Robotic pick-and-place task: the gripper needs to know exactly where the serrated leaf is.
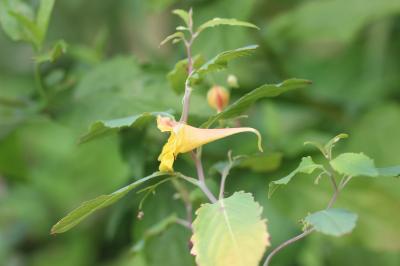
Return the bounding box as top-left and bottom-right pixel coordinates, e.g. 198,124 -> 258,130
79,111 -> 174,144
36,0 -> 54,46
330,153 -> 379,177
305,208 -> 358,236
172,9 -> 189,26
190,45 -> 258,82
51,172 -> 167,234
197,18 -> 259,33
202,79 -> 312,128
35,39 -> 67,63
191,191 -> 269,266
160,31 -> 184,46
269,156 -> 324,198
167,55 -> 204,94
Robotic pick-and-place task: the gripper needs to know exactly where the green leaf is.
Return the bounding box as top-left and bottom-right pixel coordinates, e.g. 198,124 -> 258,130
377,166 -> 400,177
269,156 -> 324,198
35,39 -> 67,63
305,208 -> 358,236
202,78 -> 312,128
167,55 -> 204,94
305,133 -> 348,158
51,172 -> 167,234
160,32 -> 184,46
0,0 -> 34,42
9,10 -> 40,48
132,214 -> 178,253
197,18 -> 259,33
191,191 -> 269,266
172,9 -> 189,26
79,111 -> 174,144
36,0 -> 55,46
190,45 -> 258,82
330,153 -> 379,177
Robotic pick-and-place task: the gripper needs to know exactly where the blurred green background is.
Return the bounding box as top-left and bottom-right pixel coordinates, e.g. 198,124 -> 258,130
1,0 -> 400,265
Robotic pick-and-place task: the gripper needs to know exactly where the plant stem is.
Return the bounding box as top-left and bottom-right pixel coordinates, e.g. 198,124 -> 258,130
34,63 -> 47,104
191,152 -> 217,203
263,174 -> 344,266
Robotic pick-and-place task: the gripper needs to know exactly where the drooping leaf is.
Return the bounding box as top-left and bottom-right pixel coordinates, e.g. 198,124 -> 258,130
172,9 -> 189,26
190,45 -> 258,82
305,208 -> 358,236
35,39 -> 67,63
268,156 -> 324,198
51,172 -> 167,234
36,0 -> 55,45
202,79 -> 312,128
197,18 -> 259,33
167,55 -> 204,94
191,191 -> 269,266
160,32 -> 184,46
79,111 -> 174,144
330,153 -> 378,177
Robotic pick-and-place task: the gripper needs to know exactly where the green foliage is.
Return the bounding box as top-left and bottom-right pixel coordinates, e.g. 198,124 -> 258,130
268,156 -> 324,198
305,209 -> 358,236
196,18 -> 259,33
202,79 -> 312,128
35,39 -> 67,63
51,172 -> 167,234
190,45 -> 258,82
79,112 -> 174,144
167,55 -> 204,94
191,191 -> 268,266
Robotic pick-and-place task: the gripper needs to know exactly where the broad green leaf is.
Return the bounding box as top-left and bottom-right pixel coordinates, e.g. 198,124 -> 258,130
160,32 -> 184,46
305,208 -> 358,236
191,191 -> 269,266
0,0 -> 34,42
51,172 -> 167,234
190,45 -> 258,82
172,9 -> 189,26
202,79 -> 312,128
79,111 -> 174,144
197,18 -> 259,33
35,39 -> 67,63
330,153 -> 379,177
9,10 -> 40,48
132,214 -> 178,253
269,156 -> 324,198
36,0 -> 55,46
167,54 -> 204,94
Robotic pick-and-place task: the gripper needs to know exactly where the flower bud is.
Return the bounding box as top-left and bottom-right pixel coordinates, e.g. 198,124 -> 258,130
227,74 -> 239,88
207,85 -> 230,112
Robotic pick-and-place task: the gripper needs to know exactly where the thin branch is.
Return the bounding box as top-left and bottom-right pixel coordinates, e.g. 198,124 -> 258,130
191,152 -> 217,203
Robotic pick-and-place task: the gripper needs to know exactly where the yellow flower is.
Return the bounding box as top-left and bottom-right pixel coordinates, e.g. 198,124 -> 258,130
157,116 -> 263,172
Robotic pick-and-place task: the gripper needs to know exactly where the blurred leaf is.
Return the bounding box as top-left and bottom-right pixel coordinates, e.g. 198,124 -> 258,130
160,32 -> 184,46
377,166 -> 400,177
0,0 -> 34,43
190,45 -> 258,82
35,0 -> 54,46
269,156 -> 324,198
167,55 -> 204,94
266,0 -> 400,45
35,39 -> 67,63
238,153 -> 283,173
197,18 -> 259,33
191,191 -> 268,266
305,208 -> 358,236
79,111 -> 174,144
172,9 -> 189,26
305,133 -> 348,158
330,153 -> 378,177
202,79 -> 311,128
51,172 -> 167,234
131,214 -> 178,253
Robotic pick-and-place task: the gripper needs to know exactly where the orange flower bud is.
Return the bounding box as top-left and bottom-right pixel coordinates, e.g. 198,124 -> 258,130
207,85 -> 230,112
